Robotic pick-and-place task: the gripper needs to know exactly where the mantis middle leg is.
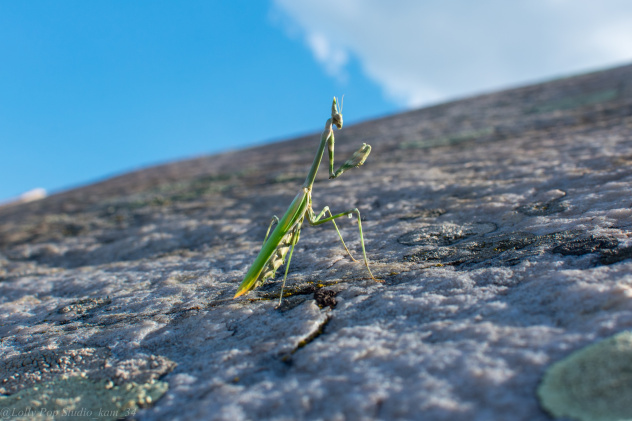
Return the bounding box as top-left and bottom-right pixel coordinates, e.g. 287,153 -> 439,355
262,216 -> 280,247
308,206 -> 379,281
310,206 -> 357,262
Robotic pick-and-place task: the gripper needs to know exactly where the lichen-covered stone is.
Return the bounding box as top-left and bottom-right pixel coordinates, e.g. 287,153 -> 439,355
538,331 -> 632,421
0,376 -> 168,421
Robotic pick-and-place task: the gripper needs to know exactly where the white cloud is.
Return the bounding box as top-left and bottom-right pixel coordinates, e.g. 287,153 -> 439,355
306,32 -> 349,79
272,0 -> 632,108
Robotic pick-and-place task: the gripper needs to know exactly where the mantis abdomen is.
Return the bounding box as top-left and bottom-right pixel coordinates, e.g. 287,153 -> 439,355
254,222 -> 301,290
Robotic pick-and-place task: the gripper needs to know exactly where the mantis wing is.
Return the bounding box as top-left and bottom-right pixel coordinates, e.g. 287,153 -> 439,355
234,189 -> 309,298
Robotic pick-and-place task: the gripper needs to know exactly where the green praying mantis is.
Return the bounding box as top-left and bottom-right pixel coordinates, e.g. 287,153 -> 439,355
234,97 -> 380,304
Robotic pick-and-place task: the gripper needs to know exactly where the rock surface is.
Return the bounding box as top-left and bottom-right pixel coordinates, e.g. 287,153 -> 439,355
1,63 -> 632,420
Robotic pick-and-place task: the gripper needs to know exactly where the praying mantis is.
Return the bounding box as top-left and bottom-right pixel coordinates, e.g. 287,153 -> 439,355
234,97 -> 380,304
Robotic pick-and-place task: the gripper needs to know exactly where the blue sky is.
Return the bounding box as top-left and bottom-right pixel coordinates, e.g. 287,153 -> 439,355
2,1 -> 632,203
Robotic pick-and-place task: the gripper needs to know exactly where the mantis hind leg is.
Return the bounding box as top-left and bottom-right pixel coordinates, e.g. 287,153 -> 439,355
308,207 -> 380,282
277,224 -> 301,307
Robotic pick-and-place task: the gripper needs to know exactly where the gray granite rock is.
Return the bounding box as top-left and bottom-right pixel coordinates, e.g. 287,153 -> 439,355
2,63 -> 632,420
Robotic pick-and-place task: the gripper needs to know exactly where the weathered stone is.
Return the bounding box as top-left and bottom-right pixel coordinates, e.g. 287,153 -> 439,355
2,63 -> 632,420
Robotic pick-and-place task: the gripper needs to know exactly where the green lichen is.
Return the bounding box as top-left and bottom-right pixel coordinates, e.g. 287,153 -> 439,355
526,88 -> 619,114
0,375 -> 168,420
400,127 -> 494,149
538,331 -> 632,421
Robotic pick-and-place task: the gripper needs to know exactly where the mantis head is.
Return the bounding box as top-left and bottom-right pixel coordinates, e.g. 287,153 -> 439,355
331,96 -> 343,129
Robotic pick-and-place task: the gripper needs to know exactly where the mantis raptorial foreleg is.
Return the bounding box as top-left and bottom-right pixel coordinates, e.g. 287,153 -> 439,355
327,131 -> 371,180
307,206 -> 379,282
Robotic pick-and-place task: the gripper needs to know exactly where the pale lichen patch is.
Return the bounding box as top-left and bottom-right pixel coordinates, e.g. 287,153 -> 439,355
0,376 -> 168,421
538,331 -> 632,421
